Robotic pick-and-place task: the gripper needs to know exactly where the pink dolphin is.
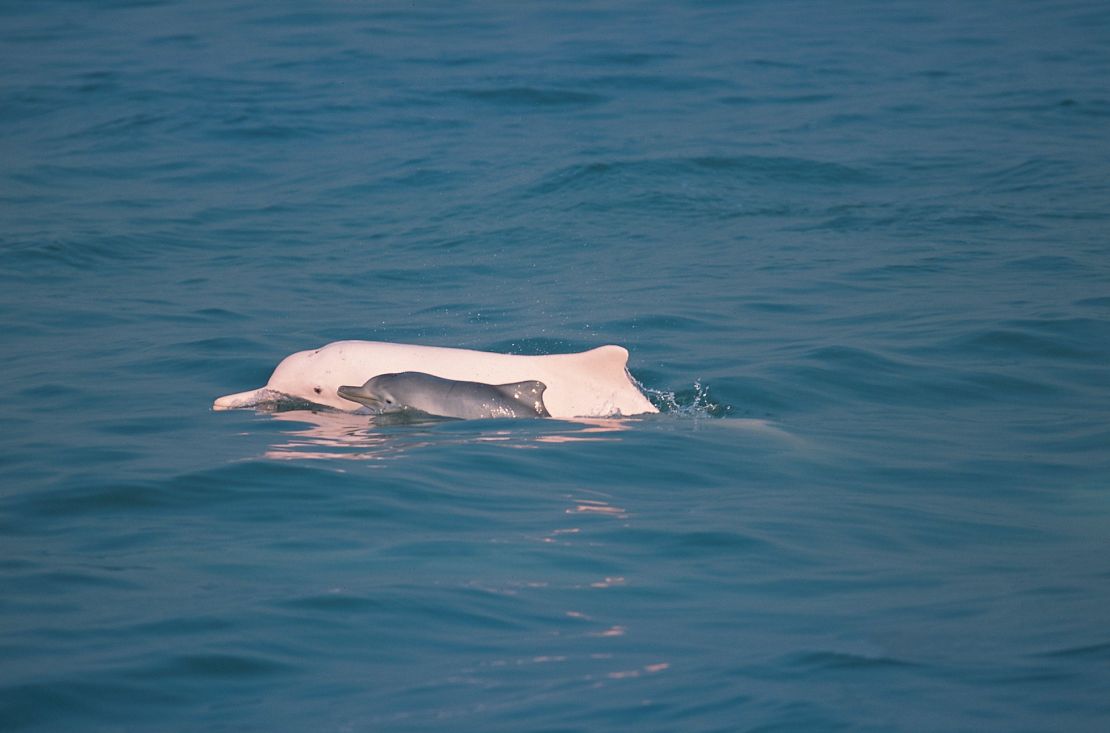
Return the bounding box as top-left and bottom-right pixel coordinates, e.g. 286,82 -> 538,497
213,341 -> 657,419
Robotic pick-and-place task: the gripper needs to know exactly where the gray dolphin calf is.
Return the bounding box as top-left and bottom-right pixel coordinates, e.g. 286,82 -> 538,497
337,371 -> 551,419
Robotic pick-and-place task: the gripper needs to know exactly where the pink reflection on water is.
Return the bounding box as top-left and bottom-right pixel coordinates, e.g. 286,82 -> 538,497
590,576 -> 626,589
605,662 -> 670,679
569,498 -> 628,518
250,410 -> 638,461
531,417 -> 638,443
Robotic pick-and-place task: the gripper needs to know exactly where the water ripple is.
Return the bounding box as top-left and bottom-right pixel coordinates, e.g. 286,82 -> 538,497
453,86 -> 609,108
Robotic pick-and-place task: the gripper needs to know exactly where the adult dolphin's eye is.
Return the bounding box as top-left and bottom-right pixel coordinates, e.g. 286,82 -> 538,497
314,387 -> 322,394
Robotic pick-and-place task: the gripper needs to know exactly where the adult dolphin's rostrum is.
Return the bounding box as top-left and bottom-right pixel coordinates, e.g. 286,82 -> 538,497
338,372 -> 551,420
212,341 -> 657,418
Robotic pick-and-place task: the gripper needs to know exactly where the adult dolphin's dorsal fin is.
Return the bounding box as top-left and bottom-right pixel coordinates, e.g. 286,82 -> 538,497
568,345 -> 631,377
493,380 -> 550,416
581,344 -> 630,365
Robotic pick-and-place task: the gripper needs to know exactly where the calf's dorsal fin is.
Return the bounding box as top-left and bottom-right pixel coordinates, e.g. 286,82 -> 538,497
493,380 -> 550,416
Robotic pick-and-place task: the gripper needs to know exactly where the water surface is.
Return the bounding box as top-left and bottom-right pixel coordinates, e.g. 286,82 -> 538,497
2,1 -> 1110,731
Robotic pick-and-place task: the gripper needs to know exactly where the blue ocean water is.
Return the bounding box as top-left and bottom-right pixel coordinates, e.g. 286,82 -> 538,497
3,0 -> 1110,730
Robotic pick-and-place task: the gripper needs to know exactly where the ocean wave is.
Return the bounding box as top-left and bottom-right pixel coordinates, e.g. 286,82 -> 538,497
452,86 -> 609,108
531,155 -> 873,196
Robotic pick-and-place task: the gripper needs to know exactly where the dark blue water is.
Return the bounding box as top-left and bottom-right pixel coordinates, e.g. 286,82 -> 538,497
3,1 -> 1110,730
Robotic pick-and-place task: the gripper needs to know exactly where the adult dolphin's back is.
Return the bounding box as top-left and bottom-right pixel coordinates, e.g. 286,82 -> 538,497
212,341 -> 658,418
